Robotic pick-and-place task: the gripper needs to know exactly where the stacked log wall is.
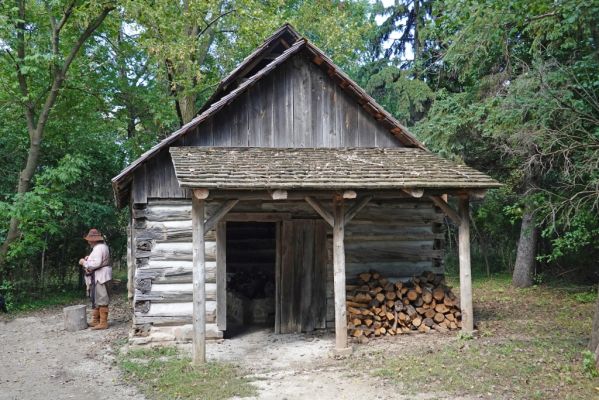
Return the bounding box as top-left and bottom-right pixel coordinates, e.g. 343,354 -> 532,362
324,200 -> 444,328
131,199 -> 222,345
129,198 -> 444,343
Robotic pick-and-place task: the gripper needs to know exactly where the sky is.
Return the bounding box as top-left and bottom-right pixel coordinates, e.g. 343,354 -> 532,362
374,0 -> 415,61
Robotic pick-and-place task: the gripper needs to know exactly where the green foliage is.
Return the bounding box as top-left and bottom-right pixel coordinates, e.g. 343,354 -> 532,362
582,350 -> 598,378
0,281 -> 15,312
360,62 -> 434,125
573,291 -> 598,305
12,287 -> 85,313
407,0 -> 599,274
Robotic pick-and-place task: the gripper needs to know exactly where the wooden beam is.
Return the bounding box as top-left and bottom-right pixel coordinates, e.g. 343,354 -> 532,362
333,196 -> 351,354
191,196 -> 206,365
204,199 -> 239,232
342,190 -> 357,199
429,196 -> 462,225
458,196 -> 474,333
225,212 -> 291,222
305,196 -> 334,227
344,196 -> 372,226
270,190 -> 288,200
401,188 -> 424,198
193,188 -> 209,200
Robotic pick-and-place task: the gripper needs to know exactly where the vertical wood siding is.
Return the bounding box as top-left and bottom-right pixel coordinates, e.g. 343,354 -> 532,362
131,53 -> 403,202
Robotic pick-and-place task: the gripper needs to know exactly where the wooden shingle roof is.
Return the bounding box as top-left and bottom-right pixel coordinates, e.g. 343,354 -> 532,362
170,147 -> 502,190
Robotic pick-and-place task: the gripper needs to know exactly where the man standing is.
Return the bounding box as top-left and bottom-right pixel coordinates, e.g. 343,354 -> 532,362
79,229 -> 112,330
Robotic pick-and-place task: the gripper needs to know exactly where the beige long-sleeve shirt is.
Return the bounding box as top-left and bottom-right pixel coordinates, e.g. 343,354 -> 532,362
84,243 -> 112,284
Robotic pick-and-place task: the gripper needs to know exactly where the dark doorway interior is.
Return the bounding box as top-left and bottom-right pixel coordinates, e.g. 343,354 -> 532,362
225,222 -> 277,337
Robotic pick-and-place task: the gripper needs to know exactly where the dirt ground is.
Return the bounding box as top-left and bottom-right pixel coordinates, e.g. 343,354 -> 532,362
0,299 -> 458,400
0,294 -> 145,400
206,328 -> 463,400
2,276 -> 595,400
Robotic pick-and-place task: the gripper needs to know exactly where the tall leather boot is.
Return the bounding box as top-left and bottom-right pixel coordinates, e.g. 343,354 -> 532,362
92,306 -> 108,330
88,308 -> 100,327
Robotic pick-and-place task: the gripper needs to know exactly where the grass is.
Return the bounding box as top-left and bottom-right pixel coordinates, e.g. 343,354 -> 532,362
8,287 -> 86,313
117,347 -> 257,400
2,269 -> 129,314
365,274 -> 599,399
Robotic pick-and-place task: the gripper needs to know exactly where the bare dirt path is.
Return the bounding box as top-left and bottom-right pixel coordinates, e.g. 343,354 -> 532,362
1,308 -> 470,400
206,328 -> 467,400
0,296 -> 144,400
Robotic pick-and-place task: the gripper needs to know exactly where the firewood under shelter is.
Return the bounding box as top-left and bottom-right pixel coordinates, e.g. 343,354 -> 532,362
169,146 -> 500,362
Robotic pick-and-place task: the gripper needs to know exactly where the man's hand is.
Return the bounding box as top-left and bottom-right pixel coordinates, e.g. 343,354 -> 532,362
79,258 -> 86,266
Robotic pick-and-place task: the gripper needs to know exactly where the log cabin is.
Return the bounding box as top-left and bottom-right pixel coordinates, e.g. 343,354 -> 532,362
111,24 -> 501,362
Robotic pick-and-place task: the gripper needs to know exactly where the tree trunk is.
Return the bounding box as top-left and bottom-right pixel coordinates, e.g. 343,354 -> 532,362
0,4 -> 114,268
512,205 -> 538,288
179,94 -> 197,124
590,285 -> 599,353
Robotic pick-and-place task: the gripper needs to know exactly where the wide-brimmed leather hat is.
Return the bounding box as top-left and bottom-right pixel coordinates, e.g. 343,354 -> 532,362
83,228 -> 104,242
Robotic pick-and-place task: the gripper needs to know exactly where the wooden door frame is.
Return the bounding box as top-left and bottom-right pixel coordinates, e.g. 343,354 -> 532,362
216,212 -> 291,334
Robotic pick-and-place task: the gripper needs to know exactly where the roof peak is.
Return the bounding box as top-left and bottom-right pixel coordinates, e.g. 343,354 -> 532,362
111,24 -> 426,208
198,23 -> 302,113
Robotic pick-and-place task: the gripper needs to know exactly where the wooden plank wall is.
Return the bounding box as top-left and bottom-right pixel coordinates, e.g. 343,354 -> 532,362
129,198 -> 444,343
131,53 -> 403,202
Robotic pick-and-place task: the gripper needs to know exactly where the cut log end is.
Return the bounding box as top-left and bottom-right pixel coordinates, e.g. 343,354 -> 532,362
347,270 -> 462,340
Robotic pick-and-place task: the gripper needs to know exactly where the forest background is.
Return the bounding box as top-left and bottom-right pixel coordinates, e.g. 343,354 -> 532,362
0,0 -> 596,329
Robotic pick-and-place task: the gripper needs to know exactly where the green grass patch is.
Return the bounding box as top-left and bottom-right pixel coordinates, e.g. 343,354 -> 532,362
118,347 -> 257,400
572,290 -> 598,304
367,275 -> 599,399
10,287 -> 86,313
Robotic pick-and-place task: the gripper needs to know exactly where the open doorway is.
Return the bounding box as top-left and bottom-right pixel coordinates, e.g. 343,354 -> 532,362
225,222 -> 277,337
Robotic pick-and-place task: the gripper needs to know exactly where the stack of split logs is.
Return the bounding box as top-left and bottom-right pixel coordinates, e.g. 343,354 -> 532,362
347,271 -> 462,339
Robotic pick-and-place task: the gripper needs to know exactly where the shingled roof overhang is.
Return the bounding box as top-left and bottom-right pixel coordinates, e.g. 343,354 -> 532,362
111,24 -> 427,208
170,147 -> 502,193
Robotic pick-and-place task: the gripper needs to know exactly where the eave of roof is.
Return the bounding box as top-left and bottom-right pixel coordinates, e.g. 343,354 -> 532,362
170,147 -> 502,191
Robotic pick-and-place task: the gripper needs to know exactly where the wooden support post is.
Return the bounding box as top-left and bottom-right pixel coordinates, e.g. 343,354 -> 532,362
333,196 -> 351,354
191,196 -> 206,364
458,196 -> 474,333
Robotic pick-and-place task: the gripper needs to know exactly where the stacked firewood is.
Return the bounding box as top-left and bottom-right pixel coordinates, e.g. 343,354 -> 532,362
347,271 -> 462,338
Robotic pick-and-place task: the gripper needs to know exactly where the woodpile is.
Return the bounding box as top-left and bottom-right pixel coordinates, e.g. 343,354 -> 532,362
347,271 -> 462,339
